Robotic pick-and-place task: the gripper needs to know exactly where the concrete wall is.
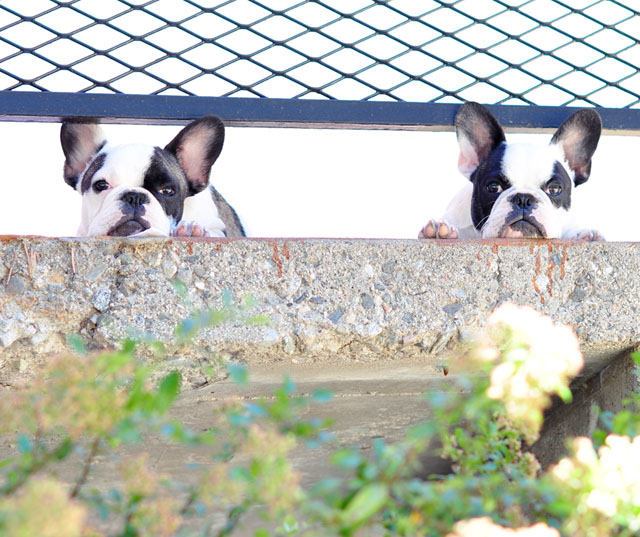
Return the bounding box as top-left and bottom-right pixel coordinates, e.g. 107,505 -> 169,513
1,237 -> 638,387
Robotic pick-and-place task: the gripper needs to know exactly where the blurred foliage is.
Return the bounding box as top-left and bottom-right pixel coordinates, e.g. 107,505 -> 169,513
0,304 -> 638,537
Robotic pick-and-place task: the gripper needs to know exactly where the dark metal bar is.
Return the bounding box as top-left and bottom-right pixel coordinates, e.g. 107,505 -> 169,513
1,91 -> 639,132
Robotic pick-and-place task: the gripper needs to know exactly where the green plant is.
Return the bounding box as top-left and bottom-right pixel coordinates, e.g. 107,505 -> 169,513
1,302 -> 639,537
0,296 -> 329,537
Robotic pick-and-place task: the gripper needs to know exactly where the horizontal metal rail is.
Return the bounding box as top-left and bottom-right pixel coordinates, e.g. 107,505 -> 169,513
2,91 -> 640,133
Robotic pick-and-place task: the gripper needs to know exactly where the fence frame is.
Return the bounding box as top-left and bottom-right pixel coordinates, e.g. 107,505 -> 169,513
1,0 -> 640,134
1,91 -> 640,135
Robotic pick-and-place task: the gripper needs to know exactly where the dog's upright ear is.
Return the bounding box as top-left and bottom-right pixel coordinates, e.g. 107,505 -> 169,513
455,102 -> 506,180
550,109 -> 602,187
165,116 -> 225,196
60,121 -> 107,190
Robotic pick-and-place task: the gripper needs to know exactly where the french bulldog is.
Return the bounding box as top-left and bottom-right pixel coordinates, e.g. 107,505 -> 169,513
60,116 -> 245,238
418,102 -> 603,241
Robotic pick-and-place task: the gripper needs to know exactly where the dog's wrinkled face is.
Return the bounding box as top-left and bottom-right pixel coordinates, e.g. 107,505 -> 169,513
61,116 -> 225,237
76,144 -> 189,236
455,102 -> 601,239
470,142 -> 573,239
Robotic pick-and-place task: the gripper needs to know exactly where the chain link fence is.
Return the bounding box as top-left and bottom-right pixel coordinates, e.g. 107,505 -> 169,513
0,0 -> 639,129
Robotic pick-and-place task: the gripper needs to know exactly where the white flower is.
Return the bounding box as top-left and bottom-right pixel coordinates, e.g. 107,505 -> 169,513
475,304 -> 584,442
585,489 -> 618,517
446,517 -> 560,537
573,436 -> 598,466
553,435 -> 640,526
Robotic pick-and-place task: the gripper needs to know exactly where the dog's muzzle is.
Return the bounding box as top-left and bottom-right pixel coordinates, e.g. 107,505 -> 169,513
500,193 -> 547,238
108,191 -> 152,236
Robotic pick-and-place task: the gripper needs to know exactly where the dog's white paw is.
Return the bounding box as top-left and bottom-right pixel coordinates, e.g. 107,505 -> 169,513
570,229 -> 605,241
418,219 -> 459,240
171,221 -> 210,238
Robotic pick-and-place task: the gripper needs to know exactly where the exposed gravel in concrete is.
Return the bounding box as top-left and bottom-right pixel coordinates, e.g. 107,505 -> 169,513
0,237 -> 638,386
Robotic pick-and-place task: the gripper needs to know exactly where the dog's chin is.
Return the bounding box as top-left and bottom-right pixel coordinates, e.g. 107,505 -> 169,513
108,218 -> 150,237
499,218 -> 546,239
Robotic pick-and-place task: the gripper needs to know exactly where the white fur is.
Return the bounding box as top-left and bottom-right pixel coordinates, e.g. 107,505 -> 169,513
501,142 -> 565,188
440,182 -> 476,238
182,190 -> 226,238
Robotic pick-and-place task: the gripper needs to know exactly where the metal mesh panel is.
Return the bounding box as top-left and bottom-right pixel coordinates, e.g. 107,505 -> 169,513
0,0 -> 638,109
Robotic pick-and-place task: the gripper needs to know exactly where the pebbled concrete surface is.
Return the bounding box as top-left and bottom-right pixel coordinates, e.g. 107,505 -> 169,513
0,237 -> 638,386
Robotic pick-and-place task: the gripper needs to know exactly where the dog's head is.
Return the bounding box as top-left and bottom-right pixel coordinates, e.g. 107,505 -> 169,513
455,102 -> 601,239
60,116 -> 225,237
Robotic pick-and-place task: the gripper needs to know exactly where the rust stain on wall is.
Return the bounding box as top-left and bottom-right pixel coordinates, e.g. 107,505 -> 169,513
271,242 -> 284,278
560,245 -> 568,280
547,244 -> 555,298
532,249 -> 545,304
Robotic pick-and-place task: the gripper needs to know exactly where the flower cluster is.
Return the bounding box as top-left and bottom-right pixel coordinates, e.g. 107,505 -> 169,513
0,351 -> 134,440
446,517 -> 560,537
552,435 -> 640,532
470,303 -> 584,442
0,477 -> 89,537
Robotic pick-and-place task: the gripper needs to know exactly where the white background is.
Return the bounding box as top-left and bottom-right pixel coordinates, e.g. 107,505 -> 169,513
0,120 -> 638,241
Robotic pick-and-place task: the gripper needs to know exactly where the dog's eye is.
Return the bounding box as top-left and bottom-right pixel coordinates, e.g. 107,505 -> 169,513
486,181 -> 503,194
93,180 -> 109,193
158,187 -> 176,197
546,181 -> 563,196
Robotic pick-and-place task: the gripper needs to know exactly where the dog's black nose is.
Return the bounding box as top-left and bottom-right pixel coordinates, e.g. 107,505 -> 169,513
510,193 -> 536,211
120,191 -> 149,209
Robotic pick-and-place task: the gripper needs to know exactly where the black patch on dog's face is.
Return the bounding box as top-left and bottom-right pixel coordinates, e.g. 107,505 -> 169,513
470,143 -> 509,229
142,148 -> 189,221
80,153 -> 107,194
545,162 -> 572,210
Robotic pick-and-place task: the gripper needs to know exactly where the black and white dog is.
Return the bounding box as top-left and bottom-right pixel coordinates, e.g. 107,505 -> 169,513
60,116 -> 245,238
419,102 -> 603,241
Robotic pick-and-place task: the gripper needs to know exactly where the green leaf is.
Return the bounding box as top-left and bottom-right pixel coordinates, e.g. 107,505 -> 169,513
243,294 -> 258,309
631,351 -> 640,367
222,288 -> 233,308
17,435 -> 32,454
592,429 -> 608,447
54,438 -> 73,460
156,372 -> 181,413
254,530 -> 270,537
331,449 -> 362,469
339,483 -> 389,531
176,317 -> 197,341
228,364 -> 249,386
0,456 -> 15,469
67,334 -> 88,354
246,314 -> 270,326
407,422 -> 437,440
282,376 -> 296,396
557,385 -> 573,403
148,341 -> 166,357
121,339 -> 136,353
112,420 -> 142,444
312,389 -> 333,403
99,349 -> 133,374
207,309 -> 233,327
282,514 -> 299,533
173,278 -> 188,299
